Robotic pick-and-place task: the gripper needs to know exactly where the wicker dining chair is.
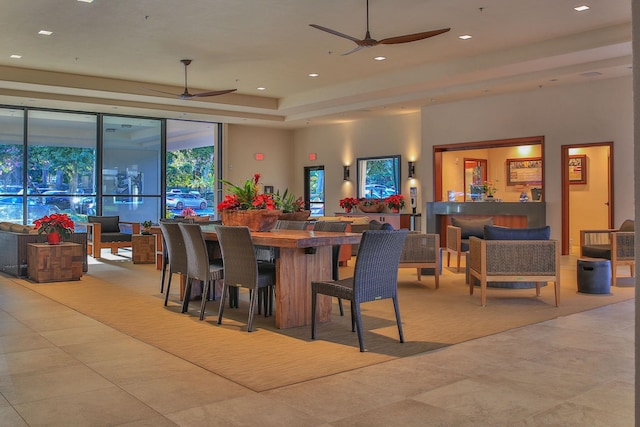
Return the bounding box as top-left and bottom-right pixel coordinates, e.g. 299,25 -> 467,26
159,218 -> 194,294
178,223 -> 224,319
215,225 -> 276,332
311,229 -> 408,352
158,221 -> 190,307
312,220 -> 350,316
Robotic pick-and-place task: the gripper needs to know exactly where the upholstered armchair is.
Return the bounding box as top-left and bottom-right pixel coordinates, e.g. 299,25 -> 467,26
580,219 -> 635,287
467,225 -> 560,307
82,215 -> 140,258
445,217 -> 493,272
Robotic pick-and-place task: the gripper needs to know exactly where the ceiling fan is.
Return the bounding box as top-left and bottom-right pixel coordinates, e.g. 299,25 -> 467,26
310,0 -> 450,55
144,59 -> 236,100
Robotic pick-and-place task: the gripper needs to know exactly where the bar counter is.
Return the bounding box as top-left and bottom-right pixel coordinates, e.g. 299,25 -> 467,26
426,201 -> 546,244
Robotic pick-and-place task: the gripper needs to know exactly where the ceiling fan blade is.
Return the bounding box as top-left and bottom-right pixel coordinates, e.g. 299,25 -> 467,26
192,89 -> 237,97
309,24 -> 361,43
379,28 -> 450,45
341,45 -> 368,56
141,87 -> 181,97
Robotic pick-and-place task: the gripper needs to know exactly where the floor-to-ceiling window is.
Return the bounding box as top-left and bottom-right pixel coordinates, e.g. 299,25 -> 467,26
27,110 -> 98,224
165,120 -> 218,218
0,108 -> 26,223
101,116 -> 162,223
0,106 -> 220,225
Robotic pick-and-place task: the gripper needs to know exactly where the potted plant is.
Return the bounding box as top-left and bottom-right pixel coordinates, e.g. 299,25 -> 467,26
141,220 -> 154,235
218,173 -> 281,231
358,198 -> 385,213
339,197 -> 359,213
275,189 -> 309,220
33,213 -> 75,245
384,194 -> 405,213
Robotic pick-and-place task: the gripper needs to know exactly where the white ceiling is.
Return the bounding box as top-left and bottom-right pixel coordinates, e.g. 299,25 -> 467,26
0,0 -> 632,129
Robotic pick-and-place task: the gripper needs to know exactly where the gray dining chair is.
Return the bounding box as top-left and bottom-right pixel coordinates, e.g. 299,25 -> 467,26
215,225 -> 276,332
178,223 -> 224,320
312,220 -> 350,315
159,217 -> 194,294
158,221 -> 189,307
311,229 -> 408,352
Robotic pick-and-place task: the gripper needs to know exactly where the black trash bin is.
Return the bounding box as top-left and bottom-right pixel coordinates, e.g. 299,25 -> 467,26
577,259 -> 611,294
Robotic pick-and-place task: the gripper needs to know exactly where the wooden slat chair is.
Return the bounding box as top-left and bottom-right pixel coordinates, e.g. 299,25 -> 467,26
83,215 -> 140,258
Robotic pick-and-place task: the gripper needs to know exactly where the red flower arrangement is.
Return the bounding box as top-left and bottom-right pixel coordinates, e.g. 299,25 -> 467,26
218,173 -> 276,211
180,207 -> 196,216
384,194 -> 405,211
33,213 -> 75,239
339,197 -> 359,211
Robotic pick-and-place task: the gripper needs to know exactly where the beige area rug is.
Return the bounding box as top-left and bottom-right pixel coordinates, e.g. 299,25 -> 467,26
9,252 -> 635,392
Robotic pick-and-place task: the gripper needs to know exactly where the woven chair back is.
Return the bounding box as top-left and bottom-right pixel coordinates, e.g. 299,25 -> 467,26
178,223 -> 212,283
353,229 -> 408,302
158,221 -> 188,276
215,225 -> 259,291
274,220 -> 308,230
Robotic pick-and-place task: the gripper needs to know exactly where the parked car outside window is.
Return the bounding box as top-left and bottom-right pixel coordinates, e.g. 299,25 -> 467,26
166,193 -> 208,210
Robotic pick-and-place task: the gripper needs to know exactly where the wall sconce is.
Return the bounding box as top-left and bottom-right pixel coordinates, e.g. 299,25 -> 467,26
343,165 -> 350,181
408,161 -> 415,178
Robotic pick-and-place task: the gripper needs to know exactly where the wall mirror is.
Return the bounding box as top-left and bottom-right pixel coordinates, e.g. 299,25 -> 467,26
356,155 -> 401,199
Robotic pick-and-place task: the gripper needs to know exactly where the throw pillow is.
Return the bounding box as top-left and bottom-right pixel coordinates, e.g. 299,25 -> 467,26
88,215 -> 120,233
483,224 -> 550,240
619,219 -> 634,232
451,217 -> 493,239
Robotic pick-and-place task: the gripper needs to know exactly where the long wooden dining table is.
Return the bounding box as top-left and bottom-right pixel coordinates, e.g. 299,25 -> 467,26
200,226 -> 362,329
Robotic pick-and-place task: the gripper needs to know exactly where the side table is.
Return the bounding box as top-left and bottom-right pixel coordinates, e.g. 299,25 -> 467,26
132,234 -> 156,264
27,242 -> 83,283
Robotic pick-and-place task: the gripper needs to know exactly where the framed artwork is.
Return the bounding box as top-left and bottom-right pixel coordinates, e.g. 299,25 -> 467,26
506,157 -> 543,186
568,154 -> 587,184
264,185 -> 274,194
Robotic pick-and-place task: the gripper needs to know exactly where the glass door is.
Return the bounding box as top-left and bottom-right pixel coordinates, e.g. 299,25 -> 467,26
304,166 -> 324,217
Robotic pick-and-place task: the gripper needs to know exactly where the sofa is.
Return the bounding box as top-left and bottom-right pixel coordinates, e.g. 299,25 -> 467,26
0,222 -> 88,277
468,225 -> 560,306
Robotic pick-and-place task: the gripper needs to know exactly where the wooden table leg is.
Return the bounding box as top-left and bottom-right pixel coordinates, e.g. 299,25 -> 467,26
275,245 -> 332,329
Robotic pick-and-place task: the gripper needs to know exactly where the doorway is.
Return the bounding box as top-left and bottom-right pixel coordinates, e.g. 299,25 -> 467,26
304,166 -> 325,217
561,142 -> 613,255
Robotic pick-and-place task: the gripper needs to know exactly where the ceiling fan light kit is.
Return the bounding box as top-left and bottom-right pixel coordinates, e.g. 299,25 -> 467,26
310,0 -> 450,55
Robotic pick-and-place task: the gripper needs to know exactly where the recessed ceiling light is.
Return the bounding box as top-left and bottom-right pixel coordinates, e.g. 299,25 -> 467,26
374,56 -> 386,61
257,87 -> 266,91
308,73 -> 319,77
38,30 -> 53,36
574,5 -> 590,12
10,54 -> 21,59
459,34 -> 472,40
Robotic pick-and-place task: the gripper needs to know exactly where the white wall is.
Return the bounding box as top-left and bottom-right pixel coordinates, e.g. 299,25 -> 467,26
422,76 -> 633,239
224,124 -> 294,195
224,76 -> 632,241
292,113 -> 421,215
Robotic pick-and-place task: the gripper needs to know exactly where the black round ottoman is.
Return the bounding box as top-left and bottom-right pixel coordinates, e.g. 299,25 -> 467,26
577,259 -> 611,294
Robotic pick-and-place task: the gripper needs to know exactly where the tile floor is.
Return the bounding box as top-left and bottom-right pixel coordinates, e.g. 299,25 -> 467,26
0,265 -> 634,426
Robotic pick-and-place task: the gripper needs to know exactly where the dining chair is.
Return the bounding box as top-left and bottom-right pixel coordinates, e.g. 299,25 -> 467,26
159,218 -> 194,293
178,223 -> 224,320
158,221 -> 189,307
311,229 -> 408,352
215,225 -> 276,332
312,220 -> 350,316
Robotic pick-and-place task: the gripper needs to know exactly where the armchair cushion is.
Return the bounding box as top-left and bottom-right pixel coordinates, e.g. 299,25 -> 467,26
619,219 -> 635,232
88,215 -> 120,233
484,225 -> 550,240
451,217 -> 493,239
